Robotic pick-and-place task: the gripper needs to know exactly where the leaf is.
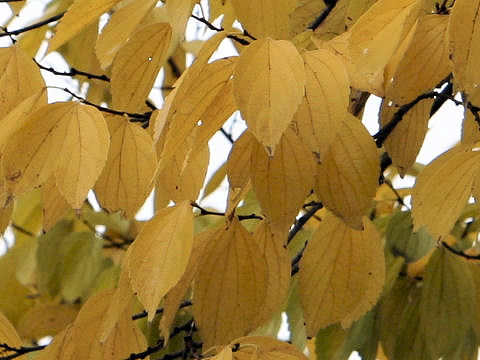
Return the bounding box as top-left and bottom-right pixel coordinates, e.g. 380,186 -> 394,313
126,201 -> 194,321
49,0 -> 120,52
0,311 -> 24,359
348,0 -> 419,78
385,14 -> 451,103
380,98 -> 433,176
251,127 -> 315,237
231,336 -> 309,360
314,115 -> 379,229
449,0 -> 480,94
193,218 -> 268,348
285,277 -> 308,350
95,116 -> 157,218
298,213 -> 385,336
233,38 -> 305,153
3,102 -> 110,208
293,49 -> 350,160
385,211 -> 435,263
412,146 -> 480,238
0,46 -> 45,116
42,176 -> 70,231
111,22 -> 172,113
231,0 -> 298,39
95,0 -> 158,68
36,325 -> 76,360
419,247 -> 475,359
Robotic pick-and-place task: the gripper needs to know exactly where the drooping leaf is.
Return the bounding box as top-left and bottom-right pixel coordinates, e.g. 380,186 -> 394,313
233,38 -> 305,153
0,311 -> 25,359
314,114 -> 379,229
412,146 -> 480,238
111,22 -> 172,113
299,213 -> 385,336
193,218 -> 268,348
127,201 -> 194,321
95,116 -> 157,218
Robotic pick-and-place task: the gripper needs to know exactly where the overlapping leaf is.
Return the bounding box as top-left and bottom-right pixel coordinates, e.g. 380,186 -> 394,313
233,38 -> 305,153
299,213 -> 385,335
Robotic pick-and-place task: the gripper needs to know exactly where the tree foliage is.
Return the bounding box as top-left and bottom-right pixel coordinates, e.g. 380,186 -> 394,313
0,0 -> 479,359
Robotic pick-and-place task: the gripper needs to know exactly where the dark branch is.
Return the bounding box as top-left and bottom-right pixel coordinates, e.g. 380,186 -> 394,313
191,201 -> 263,221
0,343 -> 46,360
132,300 -> 192,321
34,59 -> 110,82
10,223 -> 34,237
441,241 -> 480,260
220,127 -> 234,144
190,14 -> 252,45
308,1 -> 337,31
0,12 -> 64,38
287,202 -> 323,245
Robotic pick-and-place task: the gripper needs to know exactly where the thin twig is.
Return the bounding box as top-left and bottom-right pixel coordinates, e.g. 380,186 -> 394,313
287,202 -> 323,245
34,59 -> 110,82
132,300 -> 193,321
190,14 -> 251,45
191,201 -> 263,221
0,12 -> 64,38
0,343 -> 46,360
10,223 -> 34,237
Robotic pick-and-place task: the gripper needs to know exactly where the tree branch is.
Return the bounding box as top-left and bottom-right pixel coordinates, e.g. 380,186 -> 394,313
0,343 -> 46,360
0,12 -> 64,38
190,14 -> 252,45
34,59 -> 110,82
132,300 -> 193,321
191,201 -> 263,221
308,0 -> 337,31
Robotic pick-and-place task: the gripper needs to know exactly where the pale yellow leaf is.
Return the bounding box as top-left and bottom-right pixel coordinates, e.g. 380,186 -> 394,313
227,130 -> 255,191
251,127 -> 315,237
36,325 -> 76,360
233,38 -> 305,153
348,0 -> 419,78
299,214 -> 385,335
232,336 -> 308,360
315,114 -> 379,229
0,46 -> 45,116
449,0 -> 480,94
0,311 -> 24,359
385,14 -> 451,103
203,162 -> 227,200
111,22 -> 172,112
157,55 -> 235,171
164,0 -> 195,52
380,98 -> 433,176
294,49 -> 350,159
231,0 -> 298,39
95,0 -> 158,68
412,146 -> 480,237
159,229 -> 211,341
17,302 -> 77,339
210,346 -> 233,360
42,176 -> 70,231
95,116 -> 157,218
194,218 -> 268,348
49,0 -> 120,52
71,289 -> 148,360
253,221 -> 291,325
127,201 -> 194,321
54,103 -> 110,208
209,0 -> 237,29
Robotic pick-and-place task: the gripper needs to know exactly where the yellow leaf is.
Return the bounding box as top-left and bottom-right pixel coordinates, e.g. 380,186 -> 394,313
42,176 -> 70,231
158,56 -> 235,171
231,336 -> 308,360
380,98 -> 433,176
419,247 -> 475,358
0,311 -> 25,360
95,0 -> 158,68
194,218 -> 268,348
227,130 -> 255,192
209,0 -> 237,29
71,289 -> 148,360
159,229 -> 211,341
231,0 -> 298,39
0,46 -> 45,116
299,214 -> 385,335
412,146 -> 480,238
95,116 -> 157,218
253,221 -> 291,324
251,127 -> 315,237
209,346 -> 233,360
348,0 -> 419,78
385,14 -> 451,103
54,103 -> 110,208
36,325 -> 76,360
203,162 -> 227,200
449,0 -> 480,94
290,0 -> 326,37
111,22 -> 172,112
17,302 -> 77,339
294,49 -> 350,159
3,102 -> 109,207
127,201 -> 194,321
49,0 -> 120,52
315,115 -> 379,229
234,38 -> 305,153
